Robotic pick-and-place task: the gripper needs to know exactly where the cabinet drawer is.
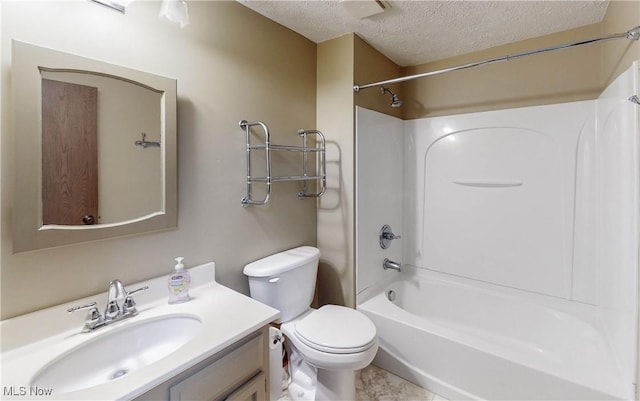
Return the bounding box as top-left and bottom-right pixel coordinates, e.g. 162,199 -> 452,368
169,334 -> 264,401
224,372 -> 266,401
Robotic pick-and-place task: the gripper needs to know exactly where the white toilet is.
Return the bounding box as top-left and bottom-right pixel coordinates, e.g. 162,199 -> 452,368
243,246 -> 378,401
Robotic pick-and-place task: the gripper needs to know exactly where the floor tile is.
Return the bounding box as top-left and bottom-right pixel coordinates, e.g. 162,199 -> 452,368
278,364 -> 446,401
357,364 -> 436,401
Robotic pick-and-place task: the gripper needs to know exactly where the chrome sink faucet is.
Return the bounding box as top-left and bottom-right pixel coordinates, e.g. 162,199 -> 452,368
67,280 -> 149,332
104,279 -> 126,321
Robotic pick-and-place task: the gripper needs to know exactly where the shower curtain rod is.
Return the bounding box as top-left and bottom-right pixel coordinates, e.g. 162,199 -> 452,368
353,25 -> 640,92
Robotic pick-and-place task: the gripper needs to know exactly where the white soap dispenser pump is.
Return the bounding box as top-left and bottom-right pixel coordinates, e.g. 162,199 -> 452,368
168,257 -> 191,304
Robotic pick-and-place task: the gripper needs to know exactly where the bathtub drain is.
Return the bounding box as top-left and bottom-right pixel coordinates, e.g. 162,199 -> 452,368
386,290 -> 396,302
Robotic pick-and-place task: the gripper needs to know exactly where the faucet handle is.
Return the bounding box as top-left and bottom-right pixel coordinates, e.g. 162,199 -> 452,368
122,286 -> 149,316
67,301 -> 99,315
382,232 -> 401,240
126,285 -> 149,297
67,302 -> 103,331
380,224 -> 401,249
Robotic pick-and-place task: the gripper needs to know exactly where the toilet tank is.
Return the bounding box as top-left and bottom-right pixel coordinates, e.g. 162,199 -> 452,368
243,246 -> 320,323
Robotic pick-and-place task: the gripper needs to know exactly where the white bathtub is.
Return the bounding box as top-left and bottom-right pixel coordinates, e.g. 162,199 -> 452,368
357,268 -> 629,400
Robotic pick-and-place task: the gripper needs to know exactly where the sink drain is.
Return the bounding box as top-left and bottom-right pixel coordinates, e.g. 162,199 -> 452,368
386,290 -> 396,302
110,369 -> 129,380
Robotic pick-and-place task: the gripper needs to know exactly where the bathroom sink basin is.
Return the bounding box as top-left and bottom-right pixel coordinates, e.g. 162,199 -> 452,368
30,314 -> 202,394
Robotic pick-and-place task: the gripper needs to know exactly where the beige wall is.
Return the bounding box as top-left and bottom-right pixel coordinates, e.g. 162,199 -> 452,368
601,0 -> 640,86
315,34 -> 402,308
402,1 -> 640,119
401,24 -> 604,119
1,1 -> 317,319
316,34 -> 355,307
353,35 -> 403,119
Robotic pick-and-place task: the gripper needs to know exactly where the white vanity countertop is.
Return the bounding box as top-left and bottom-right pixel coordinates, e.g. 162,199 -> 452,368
0,262 -> 280,400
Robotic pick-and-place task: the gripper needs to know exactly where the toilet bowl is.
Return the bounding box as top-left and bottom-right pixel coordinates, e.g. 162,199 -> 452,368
281,306 -> 378,400
282,306 -> 378,371
243,246 -> 378,401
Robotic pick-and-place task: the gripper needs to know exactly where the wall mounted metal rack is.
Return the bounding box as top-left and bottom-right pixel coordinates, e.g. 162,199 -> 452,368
239,120 -> 326,207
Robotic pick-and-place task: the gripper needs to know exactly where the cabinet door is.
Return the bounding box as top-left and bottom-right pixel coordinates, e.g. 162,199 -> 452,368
224,373 -> 266,401
169,334 -> 263,401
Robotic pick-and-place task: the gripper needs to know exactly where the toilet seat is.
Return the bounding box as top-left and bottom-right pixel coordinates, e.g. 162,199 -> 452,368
293,305 -> 377,354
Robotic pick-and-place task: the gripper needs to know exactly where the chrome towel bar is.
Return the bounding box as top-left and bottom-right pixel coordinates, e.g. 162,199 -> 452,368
239,120 -> 326,207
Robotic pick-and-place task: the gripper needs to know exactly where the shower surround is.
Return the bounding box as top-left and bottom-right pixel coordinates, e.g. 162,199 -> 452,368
355,64 -> 639,400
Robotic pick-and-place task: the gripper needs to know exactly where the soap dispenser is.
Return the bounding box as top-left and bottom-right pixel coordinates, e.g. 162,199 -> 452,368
168,257 -> 191,304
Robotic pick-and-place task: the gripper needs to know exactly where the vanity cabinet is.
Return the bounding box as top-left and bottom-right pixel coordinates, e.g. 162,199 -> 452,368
135,327 -> 269,401
223,372 -> 266,401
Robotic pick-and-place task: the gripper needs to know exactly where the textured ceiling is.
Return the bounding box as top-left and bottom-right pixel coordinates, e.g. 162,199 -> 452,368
237,0 -> 609,67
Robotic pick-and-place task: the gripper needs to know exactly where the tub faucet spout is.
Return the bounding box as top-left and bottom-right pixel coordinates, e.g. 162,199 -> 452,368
383,258 -> 402,272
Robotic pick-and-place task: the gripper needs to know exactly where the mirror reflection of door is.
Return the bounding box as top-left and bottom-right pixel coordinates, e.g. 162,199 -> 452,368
41,78 -> 98,225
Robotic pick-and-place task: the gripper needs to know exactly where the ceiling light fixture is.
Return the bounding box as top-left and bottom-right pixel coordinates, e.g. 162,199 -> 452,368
89,0 -> 190,28
159,0 -> 190,28
339,0 -> 390,20
90,0 -> 126,13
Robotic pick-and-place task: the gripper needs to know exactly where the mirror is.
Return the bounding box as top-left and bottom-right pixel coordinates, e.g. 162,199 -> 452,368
40,69 -> 163,226
12,40 -> 177,253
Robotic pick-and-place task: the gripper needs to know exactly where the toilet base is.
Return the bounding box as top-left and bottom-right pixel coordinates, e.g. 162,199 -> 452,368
316,369 -> 355,401
286,345 -> 357,401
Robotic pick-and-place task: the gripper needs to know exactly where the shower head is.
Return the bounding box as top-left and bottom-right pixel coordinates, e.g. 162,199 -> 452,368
391,94 -> 402,108
380,86 -> 402,108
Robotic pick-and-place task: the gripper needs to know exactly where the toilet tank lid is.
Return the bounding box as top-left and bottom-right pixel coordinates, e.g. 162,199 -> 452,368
243,246 -> 320,277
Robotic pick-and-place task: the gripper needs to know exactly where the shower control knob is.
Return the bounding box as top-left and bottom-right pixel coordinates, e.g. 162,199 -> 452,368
379,224 -> 401,249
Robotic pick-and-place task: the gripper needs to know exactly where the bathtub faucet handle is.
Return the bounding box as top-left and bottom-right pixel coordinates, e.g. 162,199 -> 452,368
382,232 -> 401,240
380,224 -> 401,249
